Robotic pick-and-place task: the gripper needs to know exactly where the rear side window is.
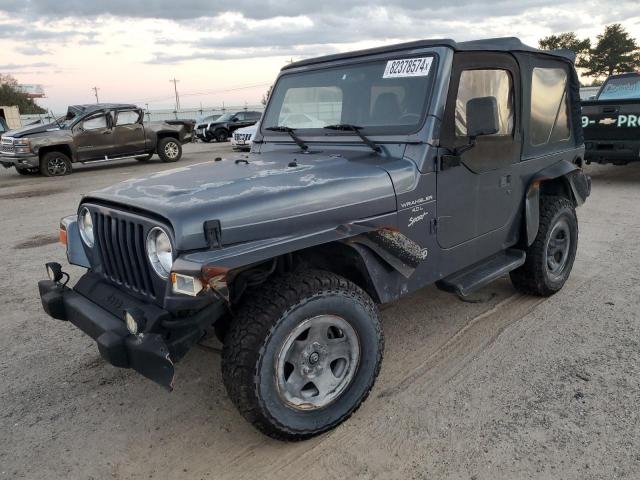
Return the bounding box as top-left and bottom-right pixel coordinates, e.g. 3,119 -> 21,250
116,110 -> 139,126
455,69 -> 513,137
530,68 -> 570,146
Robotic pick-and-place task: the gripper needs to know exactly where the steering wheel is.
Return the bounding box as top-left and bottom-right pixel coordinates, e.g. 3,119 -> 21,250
399,113 -> 421,124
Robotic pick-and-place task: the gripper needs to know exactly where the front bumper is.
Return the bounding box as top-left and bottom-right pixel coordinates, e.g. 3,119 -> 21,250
0,152 -> 39,168
195,127 -> 209,139
585,140 -> 640,164
39,276 -> 226,389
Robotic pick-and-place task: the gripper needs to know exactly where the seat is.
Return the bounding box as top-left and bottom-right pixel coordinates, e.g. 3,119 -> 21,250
370,92 -> 402,125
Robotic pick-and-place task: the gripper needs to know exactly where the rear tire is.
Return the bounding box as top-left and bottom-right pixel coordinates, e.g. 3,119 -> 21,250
157,137 -> 182,163
222,270 -> 383,440
40,151 -> 72,177
510,196 -> 578,296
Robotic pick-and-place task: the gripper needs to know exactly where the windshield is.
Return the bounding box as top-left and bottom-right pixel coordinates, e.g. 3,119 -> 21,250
598,76 -> 640,100
60,111 -> 78,128
262,56 -> 435,135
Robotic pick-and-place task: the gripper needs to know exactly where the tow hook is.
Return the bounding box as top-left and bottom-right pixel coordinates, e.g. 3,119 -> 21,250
45,262 -> 69,286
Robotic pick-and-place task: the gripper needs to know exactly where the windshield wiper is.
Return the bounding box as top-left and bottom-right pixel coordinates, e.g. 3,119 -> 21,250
323,124 -> 381,153
265,126 -> 308,151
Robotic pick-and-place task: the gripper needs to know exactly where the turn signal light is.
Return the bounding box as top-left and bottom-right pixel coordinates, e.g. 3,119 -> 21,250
171,272 -> 205,297
59,227 -> 68,245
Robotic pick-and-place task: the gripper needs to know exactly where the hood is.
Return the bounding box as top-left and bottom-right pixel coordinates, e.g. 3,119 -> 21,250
85,151 -> 397,251
236,123 -> 259,135
4,122 -> 62,138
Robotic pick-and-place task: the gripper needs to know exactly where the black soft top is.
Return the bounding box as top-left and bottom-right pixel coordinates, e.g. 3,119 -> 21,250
283,37 -> 575,71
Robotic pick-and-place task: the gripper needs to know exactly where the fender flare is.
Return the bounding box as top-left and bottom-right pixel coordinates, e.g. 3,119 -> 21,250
525,160 -> 591,246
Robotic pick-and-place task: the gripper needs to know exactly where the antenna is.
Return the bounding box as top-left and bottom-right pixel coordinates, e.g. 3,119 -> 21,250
91,86 -> 100,103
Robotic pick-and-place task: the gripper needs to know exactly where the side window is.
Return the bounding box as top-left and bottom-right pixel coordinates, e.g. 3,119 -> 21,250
530,67 -> 570,146
455,69 -> 513,137
235,112 -> 246,121
116,110 -> 139,126
82,114 -> 107,131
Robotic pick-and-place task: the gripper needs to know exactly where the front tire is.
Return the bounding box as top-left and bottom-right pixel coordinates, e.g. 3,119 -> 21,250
222,270 -> 383,440
214,129 -> 229,142
510,196 -> 578,296
40,151 -> 72,177
157,137 -> 182,163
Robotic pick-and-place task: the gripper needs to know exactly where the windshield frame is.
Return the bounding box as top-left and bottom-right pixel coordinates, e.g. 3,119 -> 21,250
260,52 -> 440,140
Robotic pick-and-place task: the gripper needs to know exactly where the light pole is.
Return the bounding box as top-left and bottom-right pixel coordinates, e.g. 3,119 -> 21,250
169,78 -> 180,112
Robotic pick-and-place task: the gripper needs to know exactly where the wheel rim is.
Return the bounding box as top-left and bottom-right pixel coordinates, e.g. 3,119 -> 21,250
217,132 -> 226,142
164,142 -> 179,159
275,315 -> 360,410
47,157 -> 68,175
546,217 -> 571,278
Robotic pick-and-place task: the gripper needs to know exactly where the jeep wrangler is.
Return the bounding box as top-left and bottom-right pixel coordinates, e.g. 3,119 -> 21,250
38,38 -> 590,440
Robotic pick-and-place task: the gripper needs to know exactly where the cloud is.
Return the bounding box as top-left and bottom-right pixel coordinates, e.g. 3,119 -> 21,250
15,45 -> 50,55
0,62 -> 52,70
1,0 -> 639,66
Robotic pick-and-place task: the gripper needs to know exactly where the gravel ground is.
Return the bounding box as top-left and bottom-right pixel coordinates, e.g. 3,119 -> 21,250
0,144 -> 638,479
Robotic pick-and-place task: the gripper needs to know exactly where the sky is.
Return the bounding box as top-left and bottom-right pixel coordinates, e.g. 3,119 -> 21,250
0,0 -> 638,113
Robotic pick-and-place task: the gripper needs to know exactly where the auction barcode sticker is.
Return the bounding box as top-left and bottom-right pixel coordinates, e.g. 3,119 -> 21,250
383,57 -> 433,78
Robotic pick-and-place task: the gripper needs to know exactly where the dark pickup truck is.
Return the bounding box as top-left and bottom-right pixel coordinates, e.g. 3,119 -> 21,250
582,72 -> 640,165
0,103 -> 195,176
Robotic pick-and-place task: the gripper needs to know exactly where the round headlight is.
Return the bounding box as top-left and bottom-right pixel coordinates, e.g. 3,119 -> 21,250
146,227 -> 173,279
78,207 -> 94,247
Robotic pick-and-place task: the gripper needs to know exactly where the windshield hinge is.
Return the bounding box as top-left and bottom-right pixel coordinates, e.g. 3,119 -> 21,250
204,220 -> 222,249
439,154 -> 461,171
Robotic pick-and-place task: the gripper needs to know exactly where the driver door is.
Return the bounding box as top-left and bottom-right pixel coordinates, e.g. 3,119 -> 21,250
436,53 -> 522,250
74,111 -> 114,161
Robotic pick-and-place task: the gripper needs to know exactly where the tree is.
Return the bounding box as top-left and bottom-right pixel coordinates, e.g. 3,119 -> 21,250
539,32 -> 591,66
581,24 -> 640,77
0,74 -> 46,114
261,85 -> 273,106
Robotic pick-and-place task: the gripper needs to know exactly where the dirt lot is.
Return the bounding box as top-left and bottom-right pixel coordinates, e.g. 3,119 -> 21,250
1,143 -> 639,479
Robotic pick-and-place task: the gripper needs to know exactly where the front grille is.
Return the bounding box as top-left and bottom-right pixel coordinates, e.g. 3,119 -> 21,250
1,144 -> 14,153
93,211 -> 157,298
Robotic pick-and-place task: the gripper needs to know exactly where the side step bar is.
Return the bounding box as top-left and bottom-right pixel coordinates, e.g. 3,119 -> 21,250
436,249 -> 526,297
81,154 -> 147,165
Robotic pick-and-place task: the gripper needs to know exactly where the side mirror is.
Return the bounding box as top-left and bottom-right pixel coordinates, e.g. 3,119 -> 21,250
231,117 -> 239,122
466,96 -> 499,139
